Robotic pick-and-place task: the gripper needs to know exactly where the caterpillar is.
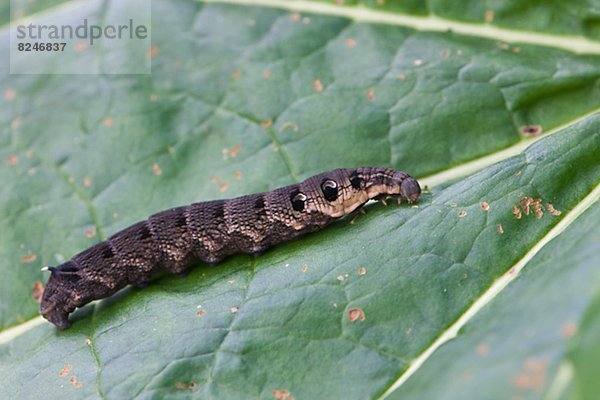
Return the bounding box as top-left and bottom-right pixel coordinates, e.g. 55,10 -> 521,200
40,167 -> 421,329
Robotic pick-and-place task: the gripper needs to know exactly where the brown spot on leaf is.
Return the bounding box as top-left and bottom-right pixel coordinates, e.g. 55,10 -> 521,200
85,338 -> 92,346
485,10 -> 494,22
20,254 -> 37,263
481,202 -> 490,211
234,171 -> 242,180
302,264 -> 308,272
547,203 -> 561,216
273,389 -> 294,400
210,176 -> 220,183
358,267 -> 366,276
146,46 -> 159,58
405,327 -> 412,334
231,70 -> 241,79
59,365 -> 72,377
497,224 -> 504,234
219,183 -> 229,192
227,279 -> 235,285
32,281 -> 44,303
69,375 -> 82,388
512,205 -> 522,219
512,358 -> 548,390
520,125 -> 542,137
515,169 -> 522,176
458,210 -> 467,218
4,89 -> 16,100
476,343 -> 489,356
103,118 -> 113,127
290,12 -> 301,22
230,306 -> 239,314
262,119 -> 273,128
85,228 -> 96,238
367,88 -> 375,101
176,381 -> 197,389
531,198 -> 543,219
152,162 -> 162,176
348,308 -> 365,322
344,38 -> 357,47
6,155 -> 18,165
263,69 -> 271,79
196,310 -> 206,317
313,78 -> 323,92
228,145 -> 241,158
397,72 -> 406,80
74,42 -> 88,52
149,94 -> 159,102
83,178 -> 92,187
560,322 -> 577,338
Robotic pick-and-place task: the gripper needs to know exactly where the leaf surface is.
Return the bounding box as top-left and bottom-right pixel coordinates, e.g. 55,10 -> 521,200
0,1 -> 599,399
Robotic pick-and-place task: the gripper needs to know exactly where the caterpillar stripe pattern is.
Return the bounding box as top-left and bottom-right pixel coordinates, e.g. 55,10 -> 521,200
40,167 -> 421,329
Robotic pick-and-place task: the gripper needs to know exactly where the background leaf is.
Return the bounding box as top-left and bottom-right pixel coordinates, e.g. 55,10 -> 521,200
0,1 -> 599,399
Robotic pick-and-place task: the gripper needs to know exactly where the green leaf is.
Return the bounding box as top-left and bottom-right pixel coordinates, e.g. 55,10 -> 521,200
1,1 -> 599,399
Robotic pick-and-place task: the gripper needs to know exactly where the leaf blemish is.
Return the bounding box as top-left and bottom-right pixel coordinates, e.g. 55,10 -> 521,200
32,281 -> 44,303
480,202 -> 489,211
19,254 -> 37,263
176,382 -> 198,390
476,343 -> 489,356
278,120 -> 299,132
560,322 -> 577,338
273,389 -> 294,400
367,88 -> 375,101
228,145 -> 241,158
349,308 -> 365,322
152,162 -> 162,176
6,155 -> 18,165
313,78 -> 323,92
344,38 -> 357,48
512,358 -> 548,390
520,125 -> 543,137
4,88 -> 16,100
59,364 -> 72,377
512,205 -> 522,219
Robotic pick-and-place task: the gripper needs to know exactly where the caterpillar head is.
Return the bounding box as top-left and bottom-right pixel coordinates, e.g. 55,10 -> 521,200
40,262 -> 80,330
291,167 -> 421,220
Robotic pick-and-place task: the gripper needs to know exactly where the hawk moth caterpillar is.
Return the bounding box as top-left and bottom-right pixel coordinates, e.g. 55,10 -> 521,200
40,167 -> 421,329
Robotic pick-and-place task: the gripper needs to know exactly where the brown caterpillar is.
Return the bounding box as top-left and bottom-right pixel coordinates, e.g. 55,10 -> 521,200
40,167 -> 421,329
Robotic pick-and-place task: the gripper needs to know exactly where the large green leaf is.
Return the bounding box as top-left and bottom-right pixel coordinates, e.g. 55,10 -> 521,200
1,1 -> 599,399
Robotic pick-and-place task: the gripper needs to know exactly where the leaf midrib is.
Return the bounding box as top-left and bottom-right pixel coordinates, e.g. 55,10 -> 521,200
200,0 -> 600,54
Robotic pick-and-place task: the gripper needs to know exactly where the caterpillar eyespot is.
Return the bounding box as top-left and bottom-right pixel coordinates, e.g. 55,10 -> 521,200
40,167 -> 421,329
290,190 -> 307,212
321,179 -> 339,202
